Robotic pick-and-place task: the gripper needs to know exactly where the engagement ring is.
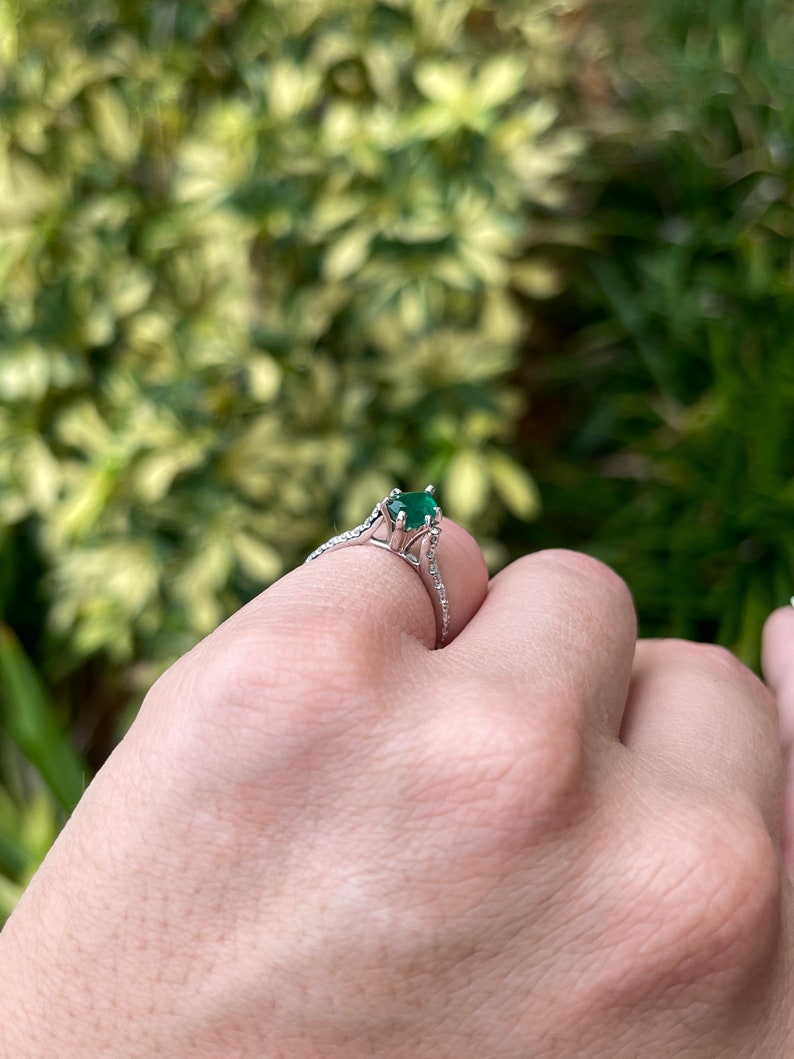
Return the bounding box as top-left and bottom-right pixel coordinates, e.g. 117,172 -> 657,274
306,486 -> 449,647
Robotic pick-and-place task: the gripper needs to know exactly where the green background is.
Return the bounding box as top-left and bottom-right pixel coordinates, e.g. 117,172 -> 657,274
2,0 -> 793,918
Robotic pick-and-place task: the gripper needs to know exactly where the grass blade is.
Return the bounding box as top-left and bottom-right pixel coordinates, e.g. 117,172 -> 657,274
0,625 -> 85,813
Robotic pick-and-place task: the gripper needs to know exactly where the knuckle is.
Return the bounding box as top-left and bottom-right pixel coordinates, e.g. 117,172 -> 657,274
634,800 -> 781,981
225,612 -> 384,711
404,683 -> 586,845
511,694 -> 587,820
170,609 -> 387,767
700,812 -> 781,959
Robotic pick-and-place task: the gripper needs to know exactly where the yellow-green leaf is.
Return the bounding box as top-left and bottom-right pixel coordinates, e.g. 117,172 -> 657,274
489,452 -> 540,520
445,450 -> 491,522
89,84 -> 140,167
234,533 -> 283,583
323,227 -> 372,281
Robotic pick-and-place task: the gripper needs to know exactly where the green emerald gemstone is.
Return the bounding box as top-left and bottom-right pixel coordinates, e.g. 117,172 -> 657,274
386,491 -> 439,530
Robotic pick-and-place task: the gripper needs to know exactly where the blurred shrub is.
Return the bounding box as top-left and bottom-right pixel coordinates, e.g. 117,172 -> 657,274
522,0 -> 794,665
0,0 -> 583,700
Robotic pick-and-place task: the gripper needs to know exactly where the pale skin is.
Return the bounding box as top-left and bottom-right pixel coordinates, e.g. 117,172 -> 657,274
2,523 -> 794,1057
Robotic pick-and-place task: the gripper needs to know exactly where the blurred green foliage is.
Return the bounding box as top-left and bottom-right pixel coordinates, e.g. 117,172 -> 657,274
0,0 -> 573,671
0,0 -> 582,912
522,0 -> 794,664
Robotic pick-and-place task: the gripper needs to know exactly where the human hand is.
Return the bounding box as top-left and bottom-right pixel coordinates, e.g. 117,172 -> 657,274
1,526 -> 792,1057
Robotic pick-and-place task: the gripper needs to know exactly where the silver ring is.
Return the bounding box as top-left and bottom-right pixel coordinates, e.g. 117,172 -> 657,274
306,486 -> 449,647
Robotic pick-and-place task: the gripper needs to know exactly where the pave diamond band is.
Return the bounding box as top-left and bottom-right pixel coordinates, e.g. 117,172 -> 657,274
305,486 -> 450,648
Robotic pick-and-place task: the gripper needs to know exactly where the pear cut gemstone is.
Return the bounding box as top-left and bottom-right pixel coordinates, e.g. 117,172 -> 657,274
386,491 -> 439,530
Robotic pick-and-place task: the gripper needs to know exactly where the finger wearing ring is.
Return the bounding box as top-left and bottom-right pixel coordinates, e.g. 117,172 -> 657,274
306,486 -> 449,647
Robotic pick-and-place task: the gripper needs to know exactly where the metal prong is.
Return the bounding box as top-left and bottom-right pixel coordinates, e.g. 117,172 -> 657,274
424,484 -> 435,495
390,487 -> 402,497
389,508 -> 408,552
